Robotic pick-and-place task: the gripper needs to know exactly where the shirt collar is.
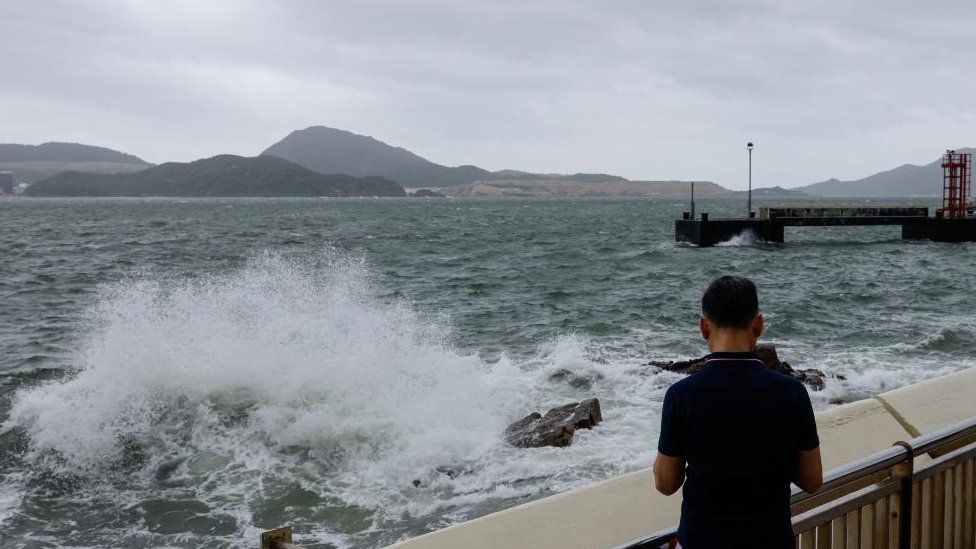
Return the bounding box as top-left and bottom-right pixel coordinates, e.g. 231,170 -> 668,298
704,351 -> 765,367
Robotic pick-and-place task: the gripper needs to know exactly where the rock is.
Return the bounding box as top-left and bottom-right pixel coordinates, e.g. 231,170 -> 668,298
788,367 -> 827,391
755,345 -> 828,391
547,368 -> 604,389
411,465 -> 471,487
504,398 -> 603,448
647,344 -> 830,391
755,344 -> 784,370
645,356 -> 707,375
646,357 -> 703,374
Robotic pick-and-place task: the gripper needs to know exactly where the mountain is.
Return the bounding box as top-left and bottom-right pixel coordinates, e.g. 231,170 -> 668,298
727,186 -> 809,199
799,148 -> 976,197
25,154 -> 405,197
0,142 -> 151,184
261,126 -> 628,188
442,179 -> 728,198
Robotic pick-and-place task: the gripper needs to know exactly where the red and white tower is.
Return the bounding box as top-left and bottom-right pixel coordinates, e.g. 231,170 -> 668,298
939,150 -> 971,219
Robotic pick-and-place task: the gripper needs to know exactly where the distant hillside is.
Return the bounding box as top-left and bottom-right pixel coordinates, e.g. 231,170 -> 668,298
799,148 -> 976,197
0,142 -> 148,164
442,179 -> 727,198
0,142 -> 151,183
727,186 -> 809,199
25,154 -> 405,197
261,126 -> 628,187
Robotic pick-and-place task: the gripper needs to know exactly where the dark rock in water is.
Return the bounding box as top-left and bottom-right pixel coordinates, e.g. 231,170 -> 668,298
412,465 -> 471,487
646,356 -> 707,375
788,367 -> 826,391
434,465 -> 469,479
755,344 -> 783,369
411,188 -> 446,197
547,368 -> 604,389
504,398 -> 603,448
647,344 -> 829,391
755,345 -> 828,391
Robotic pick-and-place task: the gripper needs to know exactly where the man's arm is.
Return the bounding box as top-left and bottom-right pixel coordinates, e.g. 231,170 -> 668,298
792,382 -> 823,493
793,446 -> 823,493
655,386 -> 686,495
653,452 -> 686,495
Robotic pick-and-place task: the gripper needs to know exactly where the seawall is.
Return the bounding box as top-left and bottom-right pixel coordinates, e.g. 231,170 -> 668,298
388,366 -> 976,549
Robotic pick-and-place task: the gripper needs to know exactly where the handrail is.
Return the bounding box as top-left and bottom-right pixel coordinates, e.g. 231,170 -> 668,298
790,444 -> 907,506
614,413 -> 976,549
908,413 -> 976,455
609,528 -> 675,549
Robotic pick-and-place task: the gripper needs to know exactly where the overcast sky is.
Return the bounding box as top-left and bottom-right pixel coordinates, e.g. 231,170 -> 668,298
2,0 -> 975,189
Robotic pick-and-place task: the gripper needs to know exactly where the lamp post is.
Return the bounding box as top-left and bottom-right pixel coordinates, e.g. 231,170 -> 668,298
747,142 -> 754,218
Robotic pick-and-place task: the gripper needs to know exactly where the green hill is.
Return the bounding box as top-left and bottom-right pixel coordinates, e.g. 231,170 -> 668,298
0,142 -> 151,184
262,126 -> 627,187
25,154 -> 405,197
0,142 -> 148,164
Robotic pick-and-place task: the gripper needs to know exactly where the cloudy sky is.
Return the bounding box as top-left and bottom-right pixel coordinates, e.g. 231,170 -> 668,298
2,0 -> 975,188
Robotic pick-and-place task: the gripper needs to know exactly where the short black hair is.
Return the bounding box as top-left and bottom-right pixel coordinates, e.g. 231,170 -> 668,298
701,276 -> 759,329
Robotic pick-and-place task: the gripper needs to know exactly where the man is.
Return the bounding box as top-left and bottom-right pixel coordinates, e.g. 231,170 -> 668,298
653,276 -> 822,548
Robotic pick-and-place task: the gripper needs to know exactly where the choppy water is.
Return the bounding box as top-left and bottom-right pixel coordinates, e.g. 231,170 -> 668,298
1,197 -> 974,548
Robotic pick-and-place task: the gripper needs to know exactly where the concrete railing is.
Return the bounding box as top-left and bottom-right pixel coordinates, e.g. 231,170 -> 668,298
261,366 -> 976,549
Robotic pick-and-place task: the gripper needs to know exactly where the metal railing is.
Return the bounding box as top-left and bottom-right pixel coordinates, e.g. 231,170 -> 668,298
616,414 -> 976,549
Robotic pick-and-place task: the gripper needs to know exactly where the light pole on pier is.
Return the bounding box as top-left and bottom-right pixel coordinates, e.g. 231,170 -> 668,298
747,142 -> 754,218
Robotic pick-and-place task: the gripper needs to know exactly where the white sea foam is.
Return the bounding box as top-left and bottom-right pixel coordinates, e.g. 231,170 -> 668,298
7,251 -> 531,472
716,230 -> 759,247
2,251 -> 667,544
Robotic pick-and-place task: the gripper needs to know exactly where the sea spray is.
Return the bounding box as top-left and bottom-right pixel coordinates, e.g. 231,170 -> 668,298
8,250 -> 534,468
716,230 -> 759,247
3,250 -> 670,546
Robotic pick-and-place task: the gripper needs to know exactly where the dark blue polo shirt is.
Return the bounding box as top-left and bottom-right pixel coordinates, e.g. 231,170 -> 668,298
657,351 -> 819,548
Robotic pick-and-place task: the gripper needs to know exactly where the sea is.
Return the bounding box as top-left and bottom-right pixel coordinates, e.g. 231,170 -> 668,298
1,196 -> 974,548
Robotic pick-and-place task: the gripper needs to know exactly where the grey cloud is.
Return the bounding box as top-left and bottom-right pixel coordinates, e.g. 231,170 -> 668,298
1,0 -> 974,187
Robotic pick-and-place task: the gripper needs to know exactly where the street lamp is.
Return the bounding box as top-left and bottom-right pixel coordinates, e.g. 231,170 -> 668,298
747,142 -> 754,218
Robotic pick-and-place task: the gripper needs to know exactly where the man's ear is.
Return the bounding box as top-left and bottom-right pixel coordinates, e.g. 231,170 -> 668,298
699,316 -> 710,341
752,313 -> 764,338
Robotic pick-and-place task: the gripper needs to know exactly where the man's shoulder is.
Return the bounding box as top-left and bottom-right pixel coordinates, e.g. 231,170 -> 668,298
671,364 -> 806,392
666,371 -> 703,394
758,366 -> 808,390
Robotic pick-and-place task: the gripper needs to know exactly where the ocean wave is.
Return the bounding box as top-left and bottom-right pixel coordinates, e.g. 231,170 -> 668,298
716,230 -> 759,247
0,250 -> 666,546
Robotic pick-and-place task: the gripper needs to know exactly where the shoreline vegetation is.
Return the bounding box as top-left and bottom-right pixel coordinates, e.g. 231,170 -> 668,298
24,155 -> 406,198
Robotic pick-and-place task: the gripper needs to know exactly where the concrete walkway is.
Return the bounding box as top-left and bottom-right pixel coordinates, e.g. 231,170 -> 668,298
389,367 -> 976,549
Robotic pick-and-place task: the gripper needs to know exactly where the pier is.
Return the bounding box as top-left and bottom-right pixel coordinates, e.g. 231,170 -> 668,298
673,205 -> 976,246
676,150 -> 976,246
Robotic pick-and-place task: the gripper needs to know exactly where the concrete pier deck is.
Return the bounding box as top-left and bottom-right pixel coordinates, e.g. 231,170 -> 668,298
675,206 -> 976,246
387,366 -> 976,549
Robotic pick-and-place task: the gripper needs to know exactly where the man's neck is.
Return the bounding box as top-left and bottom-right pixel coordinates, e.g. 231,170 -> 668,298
707,333 -> 756,353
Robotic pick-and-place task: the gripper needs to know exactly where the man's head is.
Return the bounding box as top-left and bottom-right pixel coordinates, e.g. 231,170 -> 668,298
699,276 -> 763,351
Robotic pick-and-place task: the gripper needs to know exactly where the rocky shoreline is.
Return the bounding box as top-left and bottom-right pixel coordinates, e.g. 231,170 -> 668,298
646,344 -> 836,391
503,345 -> 837,449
